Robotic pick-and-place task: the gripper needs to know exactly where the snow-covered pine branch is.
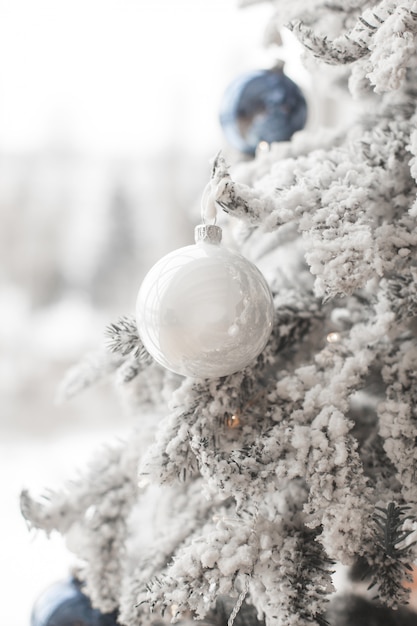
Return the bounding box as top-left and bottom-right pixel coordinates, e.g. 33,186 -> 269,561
366,502 -> 417,607
21,439 -> 140,612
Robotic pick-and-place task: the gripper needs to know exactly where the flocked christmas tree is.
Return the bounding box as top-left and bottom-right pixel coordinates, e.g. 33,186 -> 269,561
20,1 -> 417,625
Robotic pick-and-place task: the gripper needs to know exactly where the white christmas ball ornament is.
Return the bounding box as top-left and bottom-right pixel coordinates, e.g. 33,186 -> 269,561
136,224 -> 274,378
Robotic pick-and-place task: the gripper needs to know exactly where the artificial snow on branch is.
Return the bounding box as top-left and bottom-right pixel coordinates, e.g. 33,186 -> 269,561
366,502 -> 417,607
20,1 -> 417,624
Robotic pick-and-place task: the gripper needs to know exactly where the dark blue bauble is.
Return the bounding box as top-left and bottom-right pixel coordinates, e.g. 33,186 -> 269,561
31,578 -> 119,626
219,68 -> 307,155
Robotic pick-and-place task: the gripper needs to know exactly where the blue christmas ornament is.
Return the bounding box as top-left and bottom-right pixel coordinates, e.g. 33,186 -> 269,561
219,67 -> 307,155
31,578 -> 119,626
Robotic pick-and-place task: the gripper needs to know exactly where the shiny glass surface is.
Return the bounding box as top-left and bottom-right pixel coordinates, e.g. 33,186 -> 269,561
31,578 -> 118,626
136,241 -> 274,378
219,69 -> 307,155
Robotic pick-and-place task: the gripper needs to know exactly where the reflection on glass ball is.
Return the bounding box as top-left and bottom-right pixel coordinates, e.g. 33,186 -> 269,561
31,578 -> 118,626
136,241 -> 274,378
219,68 -> 307,155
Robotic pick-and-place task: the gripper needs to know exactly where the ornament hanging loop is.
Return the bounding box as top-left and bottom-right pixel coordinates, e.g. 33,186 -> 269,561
200,181 -> 218,226
196,180 -> 222,244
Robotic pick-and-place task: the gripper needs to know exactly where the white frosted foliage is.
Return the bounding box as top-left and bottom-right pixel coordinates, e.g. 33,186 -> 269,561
20,2 -> 417,625
136,238 -> 274,378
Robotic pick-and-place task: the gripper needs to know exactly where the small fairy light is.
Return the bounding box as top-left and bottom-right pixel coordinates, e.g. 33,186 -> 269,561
224,391 -> 266,429
326,331 -> 341,344
225,413 -> 241,429
257,140 -> 270,152
170,604 -> 179,618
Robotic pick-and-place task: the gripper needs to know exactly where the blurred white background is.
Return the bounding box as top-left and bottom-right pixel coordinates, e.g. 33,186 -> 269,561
0,1 -> 312,623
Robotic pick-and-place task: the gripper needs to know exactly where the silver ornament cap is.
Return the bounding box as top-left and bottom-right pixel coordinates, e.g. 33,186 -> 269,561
194,224 -> 222,244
